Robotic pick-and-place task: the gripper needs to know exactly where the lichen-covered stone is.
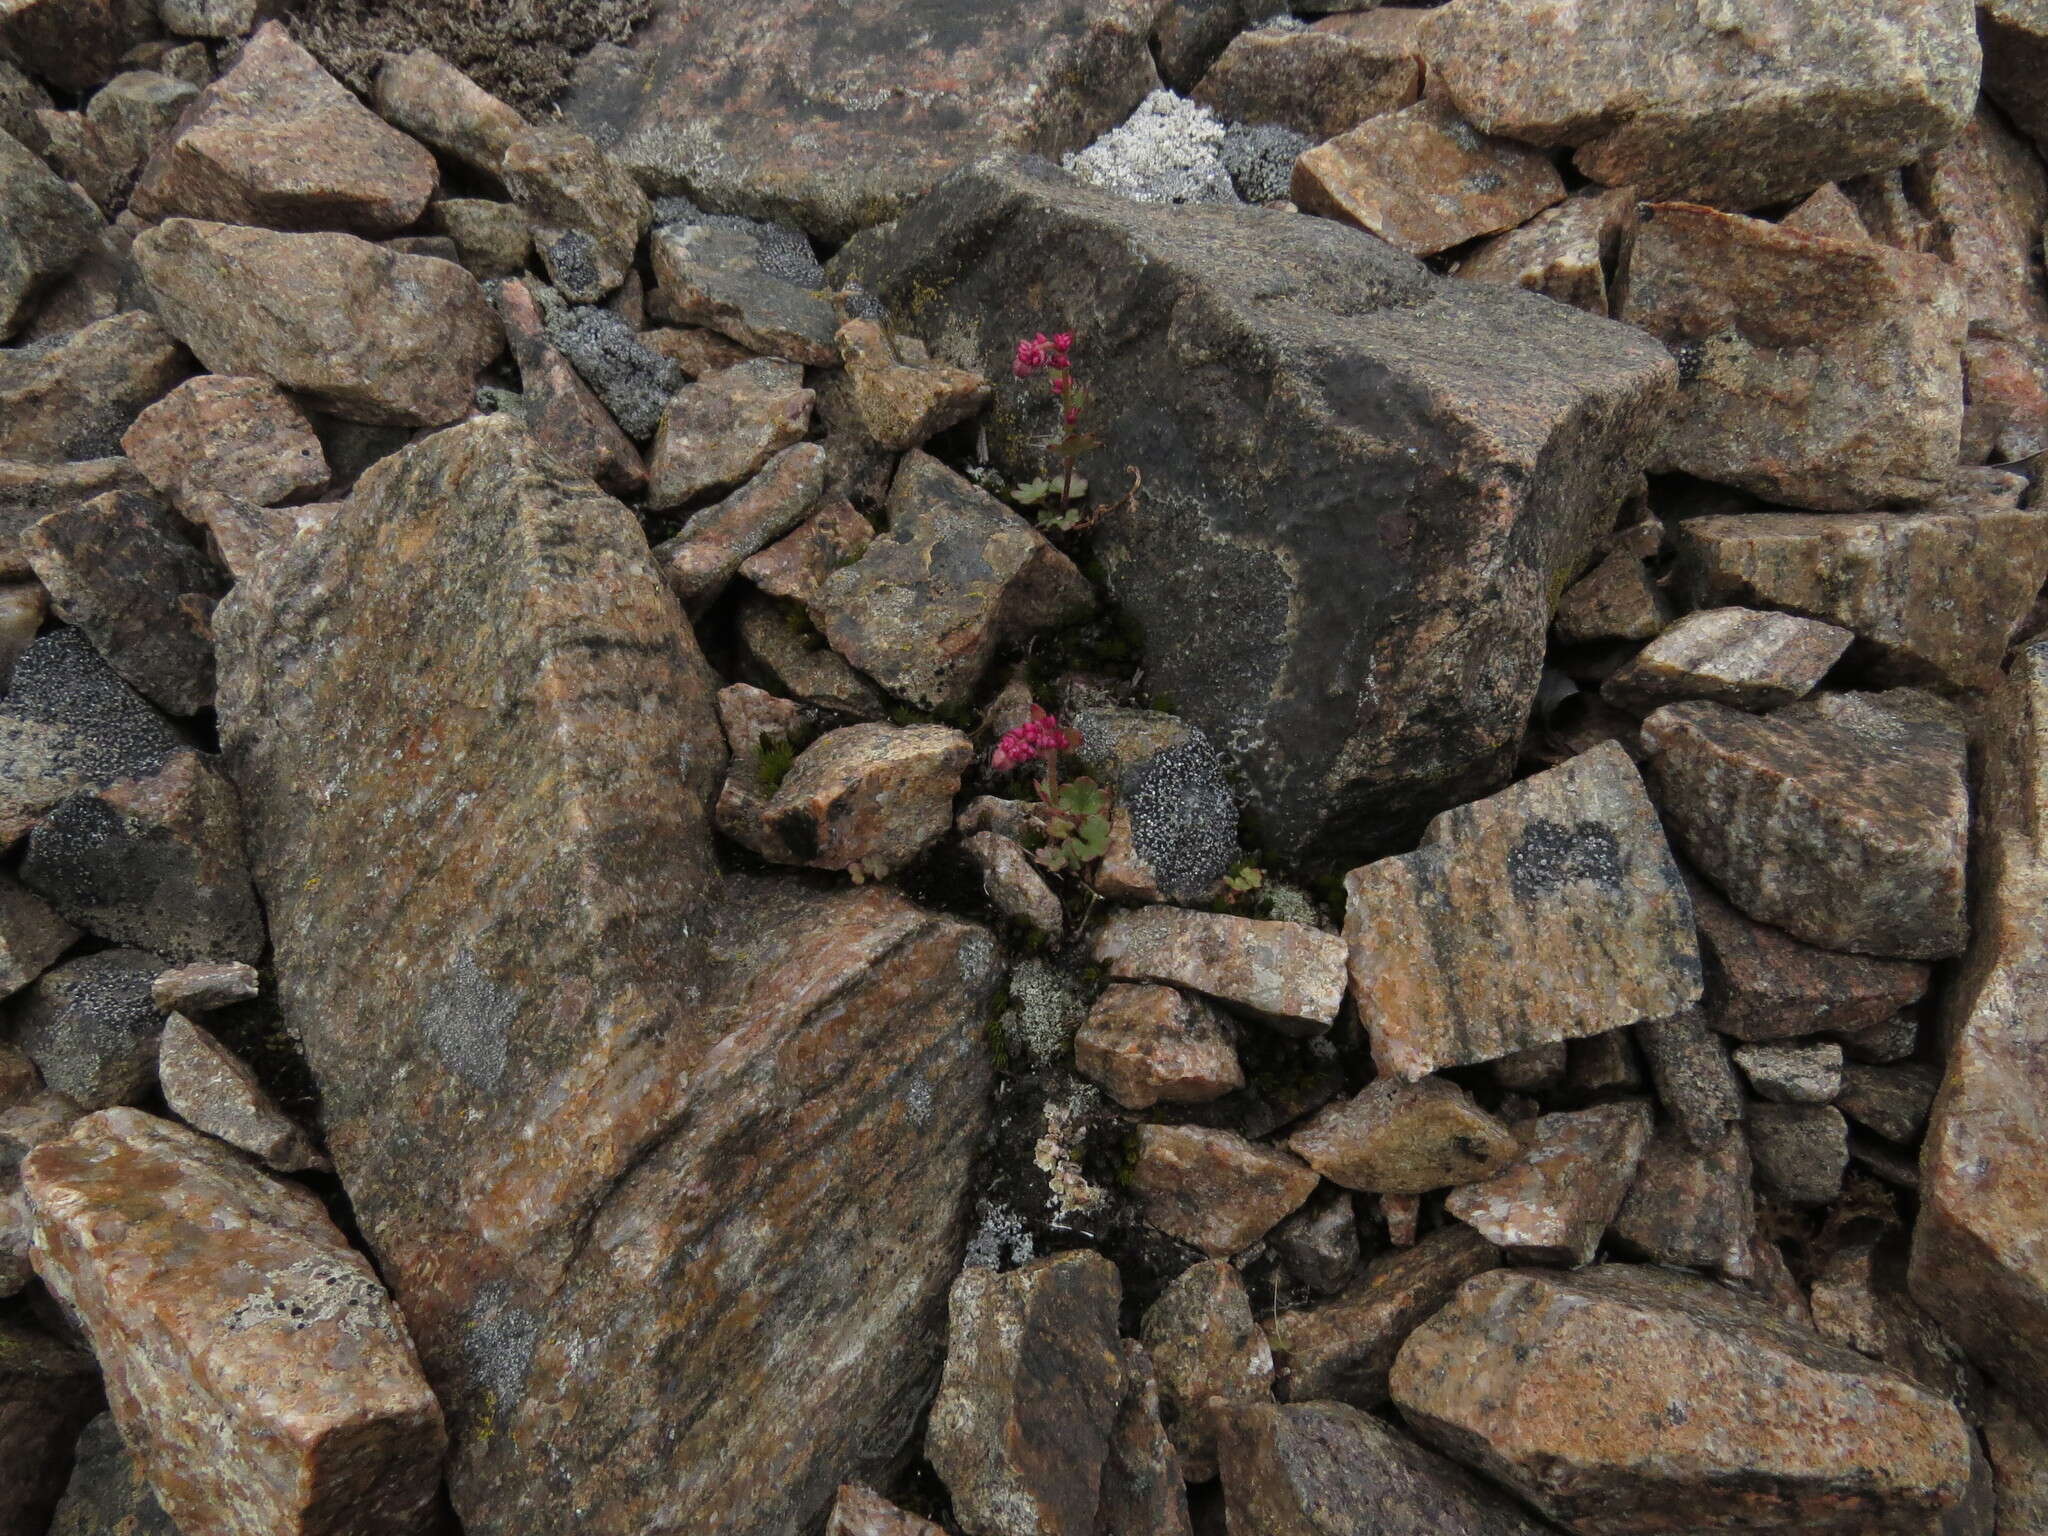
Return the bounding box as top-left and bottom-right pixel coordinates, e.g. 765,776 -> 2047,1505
1129,1123 -> 1319,1258
491,278 -> 645,497
1070,706 -> 1238,906
1634,1006 -> 1743,1148
1094,905 -> 1346,1035
836,318 -> 990,450
651,222 -> 837,364
121,374 -> 328,514
1140,1258 -> 1273,1482
1457,185 -> 1637,316
0,311 -> 192,465
1286,1077 -> 1519,1195
1602,607 -> 1852,714
502,121 -> 648,303
9,948 -> 165,1110
1444,1100 -> 1652,1265
1073,982 -> 1241,1109
1192,23 -> 1420,138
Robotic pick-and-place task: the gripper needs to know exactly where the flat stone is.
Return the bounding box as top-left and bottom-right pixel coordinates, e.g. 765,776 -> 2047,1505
735,589 -> 889,720
1641,695 -> 1969,959
1748,1101 -> 1849,1206
131,23 -> 437,234
0,1314 -> 99,1536
962,831 -> 1064,939
120,374 -> 328,514
490,278 -> 645,498
157,1013 -> 323,1171
159,0 -> 252,37
1129,1123 -> 1320,1258
86,72 -> 203,198
1215,1400 -> 1556,1536
639,323 -> 756,378
0,127 -> 102,342
0,311 -> 192,465
563,0 -> 1161,243
1267,1186 -> 1360,1296
1192,23 -> 1420,138
725,721 -> 970,877
1097,1341 -> 1192,1536
1140,1258 -> 1273,1482
826,1484 -> 947,1536
1621,202 -> 1964,510
1457,184 -> 1636,316
836,155 -> 1674,864
836,318 -> 989,450
24,1107 -> 445,1536
0,458 -> 151,580
740,495 -> 874,604
646,356 -> 814,510
927,1250 -> 1124,1536
651,223 -> 836,365
21,489 -> 225,715
1291,95 -> 1565,256
1603,607 -> 1852,715
1392,1263 -> 1976,1534
810,450 -> 1095,713
433,198 -> 531,279
134,219 -> 502,428
1420,0 -> 1979,209
543,302 -> 683,442
1635,1007 -> 1743,1148
1672,496 -> 2048,693
1734,1040 -> 1844,1104
656,441 -> 824,616
1286,1077 -> 1519,1194
0,873 -> 78,1001
1838,1061 -> 1939,1144
47,1412 -> 179,1536
151,958 -> 259,1014
1609,1117 -> 1755,1278
1839,1011 -> 1921,1063
372,49 -> 526,181
502,122 -> 648,303
216,414 -> 1000,1536
8,947 -> 164,1109
1343,740 -> 1702,1080
1267,1224 -> 1499,1408
1070,706 -> 1238,907
1094,906 -> 1346,1036
1811,1218 -> 1973,1405
1074,982 -> 1242,1109
1445,1100 -> 1653,1265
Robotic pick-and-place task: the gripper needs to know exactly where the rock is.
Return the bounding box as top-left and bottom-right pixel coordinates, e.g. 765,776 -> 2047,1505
0,0 -> 144,93
639,323 -> 756,379
1344,741 -> 1701,1080
1267,1225 -> 1499,1408
1291,95 -> 1565,256
120,373 -> 328,514
0,1041 -> 35,1106
1444,1101 -> 1652,1265
826,1484 -> 947,1536
47,1412 -> 179,1536
1072,983 -> 1241,1109
1839,1012 -> 1922,1064
0,1089 -> 83,1176
1641,694 -> 1969,959
151,958 -> 259,1014
433,198 -> 531,279
543,302 -> 683,442
0,582 -> 40,683
962,831 -> 1064,939
715,681 -> 801,760
1733,1039 -> 1844,1104
809,451 -> 1093,712
86,72 -> 203,198
836,155 -> 1674,863
656,441 -> 825,616
217,415 -> 999,1536
1097,1341 -> 1193,1536
373,49 -> 526,181
1192,22 -> 1420,139
1420,0 -> 1979,208
1215,1399 -> 1556,1536
1609,1117 -> 1755,1277
0,626 -> 181,844
1268,1187 -> 1360,1296
1603,608 -> 1852,715
1061,88 -> 1239,207
1635,1007 -> 1743,1148
927,1250 -> 1124,1536
491,278 -> 645,497
21,747 -> 262,962
1984,1387 -> 2048,1534
0,311 -> 192,465
1687,872 -> 1929,1041
1749,1101 -> 1850,1205
0,458 -> 153,579
1457,185 -> 1637,316
0,1314 -> 99,1536
646,356 -> 814,510
1393,1263 -> 1975,1533
740,495 -> 874,604
837,318 -> 989,450
734,589 -> 889,720
1129,1124 -> 1319,1258
1069,707 -> 1238,907
1671,494 -> 2048,693
0,61 -> 51,153
8,948 -> 164,1109
726,722 -> 971,877
1981,0 -> 2048,153
25,1107 -> 445,1536
131,23 -> 437,234
651,223 -> 836,364
1141,1258 -> 1273,1482
1620,202 -> 1964,511
563,0 -> 1162,242
134,219 -> 502,427
1093,907 -> 1346,1036
1286,1077 -> 1519,1195
21,489 -> 225,715
159,0 -> 251,35
1811,1218 -> 1974,1404
1837,1061 -> 1939,1144
502,122 -> 648,303
156,1012 -> 322,1170
0,875 -> 79,1001
0,128 -> 102,342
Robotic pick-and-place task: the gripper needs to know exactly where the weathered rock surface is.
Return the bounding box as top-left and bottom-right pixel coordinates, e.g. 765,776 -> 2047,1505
927,1250 -> 1124,1536
131,23 -> 438,234
646,356 -> 814,509
0,0 -> 146,97
724,722 -> 971,877
1552,547 -> 1670,645
157,1013 -> 324,1171
1620,202 -> 1964,511
1,127 -> 102,341
1734,1039 -> 1844,1104
0,457 -> 152,578
502,122 -> 649,303
1603,607 -> 1851,714
1069,706 -> 1238,906
1420,0 -> 1980,208
373,48 -> 527,181
1094,906 -> 1345,1035
1073,982 -> 1243,1109
836,317 -> 990,450
1445,1100 -> 1652,1265
652,222 -> 836,364
8,947 -> 165,1109
1097,1341 -> 1191,1536
1344,741 -> 1702,1080
1837,1061 -> 1939,1144
1981,0 -> 2048,153
1641,695 -> 1969,959
735,589 -> 888,719
24,1107 -> 446,1536
491,278 -> 645,497
1749,1101 -> 1850,1205
827,1484 -> 947,1536
1269,1187 -> 1360,1297
1140,1258 -> 1273,1482
0,312 -> 192,465
1129,1123 -> 1319,1258
136,220 -> 501,428
1609,1117 -> 1754,1277
151,958 -> 259,1015
656,440 -> 824,616
1635,1007 -> 1743,1148
1458,185 -> 1637,317
434,198 -> 531,279
1286,1077 -> 1519,1194
1193,22 -> 1421,139
121,373 -> 329,514
1392,1263 -> 1977,1534
0,1313 -> 100,1536
47,1412 -> 180,1536
838,154 -> 1674,862
961,830 -> 1065,939
740,495 -> 873,604
215,415 -> 1000,1536
0,874 -> 78,1000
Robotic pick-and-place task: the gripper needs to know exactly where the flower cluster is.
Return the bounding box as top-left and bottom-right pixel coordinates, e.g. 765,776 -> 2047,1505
1010,330 -> 1099,526
991,705 -> 1078,774
1013,331 -> 1073,380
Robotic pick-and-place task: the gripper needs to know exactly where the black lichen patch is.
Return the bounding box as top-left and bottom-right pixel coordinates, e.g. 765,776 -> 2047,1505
1506,817 -> 1624,903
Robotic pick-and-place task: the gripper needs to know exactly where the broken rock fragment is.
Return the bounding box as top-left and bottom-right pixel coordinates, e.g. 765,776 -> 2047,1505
646,357 -> 814,510
1072,983 -> 1242,1110
157,1013 -> 324,1171
655,441 -> 824,616
0,458 -> 152,579
151,958 -> 259,1014
1445,1100 -> 1652,1265
826,1485 -> 946,1536
653,222 -> 837,365
490,278 -> 645,497
1552,547 -> 1670,644
1733,1040 -> 1844,1105
1609,1117 -> 1755,1277
1096,1341 -> 1191,1536
836,318 -> 990,450
0,874 -> 78,1000
120,374 -> 328,514
739,495 -> 874,604
1749,1102 -> 1850,1206
9,947 -> 165,1109
46,1412 -> 179,1536
961,831 -> 1064,940
1457,185 -> 1638,317
1130,1123 -> 1319,1258
722,722 -> 969,878
1192,22 -> 1421,139
0,127 -> 102,341
1837,1062 -> 1939,1145
1634,1007 -> 1743,1148
0,311 -> 192,465
1602,607 -> 1851,714
1070,706 -> 1238,906
0,1313 -> 100,1536
501,121 -> 648,303
1286,1077 -> 1519,1194
1094,906 -> 1346,1036
1140,1258 -> 1274,1482
373,49 -> 526,182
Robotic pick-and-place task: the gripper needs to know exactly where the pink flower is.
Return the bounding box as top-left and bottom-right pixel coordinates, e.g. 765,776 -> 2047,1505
1013,335 -> 1050,378
992,705 -> 1077,773
1063,406 -> 1081,426
1049,375 -> 1069,397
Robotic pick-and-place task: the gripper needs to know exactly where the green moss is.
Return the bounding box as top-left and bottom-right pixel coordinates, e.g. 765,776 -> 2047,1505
755,737 -> 797,792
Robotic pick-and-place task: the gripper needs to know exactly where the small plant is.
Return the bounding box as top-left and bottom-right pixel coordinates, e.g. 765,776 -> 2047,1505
1010,331 -> 1099,530
992,703 -> 1114,877
1220,861 -> 1265,906
754,736 -> 796,792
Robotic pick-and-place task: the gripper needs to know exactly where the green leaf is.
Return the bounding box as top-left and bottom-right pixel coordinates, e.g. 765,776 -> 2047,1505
1074,814 -> 1111,860
1053,780 -> 1105,818
1010,478 -> 1057,506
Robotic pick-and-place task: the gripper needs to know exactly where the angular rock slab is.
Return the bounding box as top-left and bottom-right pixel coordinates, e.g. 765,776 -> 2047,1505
836,154 -> 1674,862
1444,1100 -> 1652,1266
214,415 -> 1000,1536
1286,1076 -> 1519,1195
1913,642 -> 2048,1427
121,373 -> 330,514
0,311 -> 193,465
1420,0 -> 1980,209
24,1107 -> 445,1536
1,125 -> 101,341
1344,740 -> 1701,1081
563,0 -> 1164,242
1391,1264 -> 1977,1535
1601,607 -> 1851,715
1093,905 -> 1346,1035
